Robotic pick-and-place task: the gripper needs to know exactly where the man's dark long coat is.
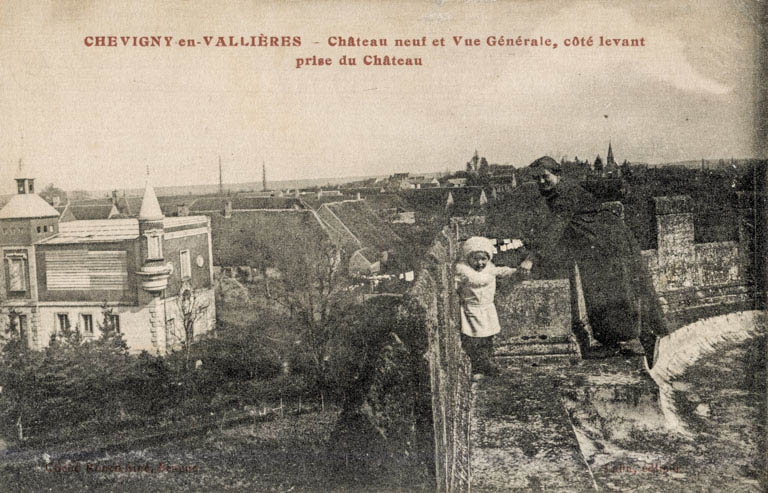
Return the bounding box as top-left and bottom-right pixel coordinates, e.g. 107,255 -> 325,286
528,178 -> 667,348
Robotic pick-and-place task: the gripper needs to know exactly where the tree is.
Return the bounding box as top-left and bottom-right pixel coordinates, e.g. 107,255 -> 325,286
0,307 -> 38,440
0,303 -> 133,442
621,160 -> 632,179
166,288 -> 210,373
594,155 -> 604,173
279,241 -> 347,385
39,183 -> 66,204
466,151 -> 479,173
478,157 -> 490,176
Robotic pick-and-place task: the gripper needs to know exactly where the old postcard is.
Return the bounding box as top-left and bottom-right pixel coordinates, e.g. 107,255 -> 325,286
0,1 -> 764,491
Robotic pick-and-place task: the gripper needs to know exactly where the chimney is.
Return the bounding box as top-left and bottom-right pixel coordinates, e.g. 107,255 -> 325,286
224,200 -> 232,218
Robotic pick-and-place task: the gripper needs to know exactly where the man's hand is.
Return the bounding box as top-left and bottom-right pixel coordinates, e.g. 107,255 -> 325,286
520,259 -> 533,272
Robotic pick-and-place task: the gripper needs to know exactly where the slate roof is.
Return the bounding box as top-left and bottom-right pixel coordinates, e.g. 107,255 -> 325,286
164,216 -> 208,229
353,247 -> 380,264
208,209 -> 332,267
402,187 -> 489,216
361,193 -> 413,213
319,200 -> 403,252
37,219 -> 139,244
158,196 -> 196,216
190,196 -> 304,212
115,197 -> 143,217
0,193 -> 60,219
69,204 -> 116,220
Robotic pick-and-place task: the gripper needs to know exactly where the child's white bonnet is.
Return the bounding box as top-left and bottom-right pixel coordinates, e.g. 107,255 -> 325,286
462,236 -> 494,261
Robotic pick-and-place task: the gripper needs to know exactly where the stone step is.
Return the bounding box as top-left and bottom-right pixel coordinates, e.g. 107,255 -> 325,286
496,353 -> 581,366
470,367 -> 598,491
496,342 -> 577,356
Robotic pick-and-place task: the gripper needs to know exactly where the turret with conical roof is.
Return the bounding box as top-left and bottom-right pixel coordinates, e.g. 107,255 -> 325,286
138,178 -> 164,222
136,175 -> 171,295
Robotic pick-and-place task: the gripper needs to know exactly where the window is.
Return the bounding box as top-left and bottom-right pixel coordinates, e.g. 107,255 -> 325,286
56,313 -> 70,332
165,317 -> 176,347
17,315 -> 27,344
109,314 -> 120,333
147,233 -> 163,259
4,253 -> 28,293
9,313 -> 28,344
36,226 -> 41,233
80,314 -> 94,335
180,250 -> 191,279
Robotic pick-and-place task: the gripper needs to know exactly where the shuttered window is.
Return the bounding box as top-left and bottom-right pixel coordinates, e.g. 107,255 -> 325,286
4,253 -> 27,293
180,250 -> 191,279
45,250 -> 127,291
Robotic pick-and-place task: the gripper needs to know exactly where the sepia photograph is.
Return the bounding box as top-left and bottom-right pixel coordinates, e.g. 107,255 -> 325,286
0,0 -> 765,491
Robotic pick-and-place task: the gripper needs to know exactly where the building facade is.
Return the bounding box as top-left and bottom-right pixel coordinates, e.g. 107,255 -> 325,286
0,172 -> 215,353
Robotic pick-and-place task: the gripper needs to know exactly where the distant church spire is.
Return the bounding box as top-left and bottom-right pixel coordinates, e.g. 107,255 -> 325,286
607,141 -> 616,167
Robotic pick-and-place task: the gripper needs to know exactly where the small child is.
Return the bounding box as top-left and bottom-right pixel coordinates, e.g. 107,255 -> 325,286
456,236 -> 519,378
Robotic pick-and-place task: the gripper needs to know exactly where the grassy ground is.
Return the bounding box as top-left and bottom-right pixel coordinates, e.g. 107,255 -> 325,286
0,409 -> 433,492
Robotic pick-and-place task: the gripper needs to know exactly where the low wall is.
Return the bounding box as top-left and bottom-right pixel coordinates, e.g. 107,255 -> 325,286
418,228 -> 579,491
411,227 -> 471,492
648,310 -> 765,434
494,278 -> 580,361
641,196 -> 753,329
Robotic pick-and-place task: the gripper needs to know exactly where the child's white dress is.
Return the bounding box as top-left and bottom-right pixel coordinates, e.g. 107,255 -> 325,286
456,262 -> 516,337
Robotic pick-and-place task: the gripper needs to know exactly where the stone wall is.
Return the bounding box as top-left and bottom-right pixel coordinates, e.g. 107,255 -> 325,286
419,226 -> 581,491
494,278 -> 580,362
641,196 -> 753,329
413,227 -> 472,492
426,193 -> 759,490
449,215 -> 485,240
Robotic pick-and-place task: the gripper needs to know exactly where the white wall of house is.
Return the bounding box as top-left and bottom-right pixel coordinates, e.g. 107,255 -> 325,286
18,287 -> 216,353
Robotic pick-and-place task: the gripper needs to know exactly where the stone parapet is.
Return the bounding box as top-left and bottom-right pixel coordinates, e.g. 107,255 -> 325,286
642,195 -> 753,328
651,195 -> 693,216
414,227 -> 471,492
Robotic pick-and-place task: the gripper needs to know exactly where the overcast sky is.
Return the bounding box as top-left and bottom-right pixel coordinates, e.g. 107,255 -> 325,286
0,0 -> 761,193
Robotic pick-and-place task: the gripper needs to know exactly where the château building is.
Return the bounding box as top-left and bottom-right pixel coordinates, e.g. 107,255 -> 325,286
0,166 -> 215,352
